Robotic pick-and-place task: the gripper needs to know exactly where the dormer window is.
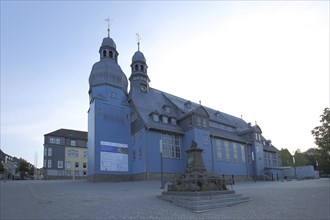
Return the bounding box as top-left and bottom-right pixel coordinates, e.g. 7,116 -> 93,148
215,111 -> 221,117
170,118 -> 177,125
161,116 -> 168,124
153,114 -> 159,122
185,101 -> 191,109
163,105 -> 171,114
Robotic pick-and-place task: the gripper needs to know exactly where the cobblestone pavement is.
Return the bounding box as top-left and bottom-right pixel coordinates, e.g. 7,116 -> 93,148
1,178 -> 329,219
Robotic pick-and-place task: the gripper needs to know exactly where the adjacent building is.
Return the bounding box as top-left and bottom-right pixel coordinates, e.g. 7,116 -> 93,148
87,31 -> 282,182
43,129 -> 87,179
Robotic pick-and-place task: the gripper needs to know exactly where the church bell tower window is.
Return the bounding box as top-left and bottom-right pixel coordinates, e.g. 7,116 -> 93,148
135,64 -> 139,71
103,50 -> 106,58
109,51 -> 113,58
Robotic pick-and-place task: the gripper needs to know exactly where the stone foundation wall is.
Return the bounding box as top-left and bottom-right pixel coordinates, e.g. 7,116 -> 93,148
86,173 -> 264,183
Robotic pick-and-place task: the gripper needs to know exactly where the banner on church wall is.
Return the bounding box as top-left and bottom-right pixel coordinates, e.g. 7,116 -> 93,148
100,141 -> 128,172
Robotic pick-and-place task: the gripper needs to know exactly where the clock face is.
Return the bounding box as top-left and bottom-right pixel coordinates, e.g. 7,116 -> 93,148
141,84 -> 147,92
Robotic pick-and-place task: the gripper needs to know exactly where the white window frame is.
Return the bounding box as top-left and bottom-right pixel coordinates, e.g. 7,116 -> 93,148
57,161 -> 63,169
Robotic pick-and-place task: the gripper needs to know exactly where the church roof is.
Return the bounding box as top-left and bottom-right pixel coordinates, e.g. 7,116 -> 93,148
89,59 -> 128,92
132,51 -> 146,63
101,36 -> 116,49
131,86 -> 252,141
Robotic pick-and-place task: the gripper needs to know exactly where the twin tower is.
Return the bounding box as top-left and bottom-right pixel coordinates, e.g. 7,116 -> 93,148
87,34 -> 150,181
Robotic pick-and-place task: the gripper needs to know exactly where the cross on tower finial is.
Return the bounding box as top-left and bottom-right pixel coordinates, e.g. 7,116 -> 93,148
105,17 -> 113,37
136,33 -> 141,51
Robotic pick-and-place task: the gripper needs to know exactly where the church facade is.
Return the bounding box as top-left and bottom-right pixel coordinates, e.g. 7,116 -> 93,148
87,33 -> 282,182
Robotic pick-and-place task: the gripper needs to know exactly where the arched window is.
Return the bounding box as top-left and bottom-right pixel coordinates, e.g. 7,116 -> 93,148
140,65 -> 144,72
103,50 -> 106,58
135,64 -> 139,71
109,51 -> 113,58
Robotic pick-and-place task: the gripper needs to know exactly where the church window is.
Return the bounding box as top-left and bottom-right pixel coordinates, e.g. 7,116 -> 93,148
103,50 -> 106,58
161,133 -> 181,159
241,144 -> 246,163
109,51 -> 113,58
135,64 -> 139,71
233,143 -> 238,162
247,146 -> 252,163
140,65 -> 144,72
224,141 -> 230,161
216,139 -> 222,161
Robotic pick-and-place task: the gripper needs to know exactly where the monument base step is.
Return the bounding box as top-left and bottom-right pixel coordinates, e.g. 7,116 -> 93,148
158,190 -> 251,213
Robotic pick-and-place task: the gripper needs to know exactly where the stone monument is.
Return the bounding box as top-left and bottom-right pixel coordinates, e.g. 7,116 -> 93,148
158,141 -> 250,212
169,140 -> 227,192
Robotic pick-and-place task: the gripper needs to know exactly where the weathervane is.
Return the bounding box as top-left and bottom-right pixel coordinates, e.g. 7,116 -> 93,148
105,17 -> 113,37
136,33 -> 141,51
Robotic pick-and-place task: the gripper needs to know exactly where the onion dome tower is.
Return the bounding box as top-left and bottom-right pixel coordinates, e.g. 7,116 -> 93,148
87,26 -> 131,180
89,30 -> 128,96
129,35 -> 150,93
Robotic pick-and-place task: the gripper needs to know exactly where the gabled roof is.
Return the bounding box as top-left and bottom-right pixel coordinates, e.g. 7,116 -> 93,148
129,88 -> 184,134
44,129 -> 87,140
131,86 -> 253,135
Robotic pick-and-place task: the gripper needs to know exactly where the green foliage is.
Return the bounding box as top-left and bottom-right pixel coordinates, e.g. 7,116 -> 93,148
293,151 -> 309,166
18,159 -> 29,173
279,148 -> 293,166
311,107 -> 330,152
28,165 -> 34,176
311,108 -> 330,174
280,148 -> 309,167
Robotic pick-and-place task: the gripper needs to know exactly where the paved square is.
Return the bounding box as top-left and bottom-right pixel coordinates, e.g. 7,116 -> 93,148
1,178 -> 329,219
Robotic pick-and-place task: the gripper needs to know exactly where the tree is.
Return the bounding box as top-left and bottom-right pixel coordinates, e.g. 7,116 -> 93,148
311,107 -> 330,153
279,148 -> 293,166
311,107 -> 330,175
18,159 -> 29,179
293,150 -> 309,166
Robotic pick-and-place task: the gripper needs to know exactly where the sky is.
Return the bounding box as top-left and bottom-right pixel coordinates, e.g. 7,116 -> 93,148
1,1 -> 329,168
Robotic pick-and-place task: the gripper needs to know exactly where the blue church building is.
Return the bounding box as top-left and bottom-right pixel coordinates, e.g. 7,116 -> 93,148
87,32 -> 282,182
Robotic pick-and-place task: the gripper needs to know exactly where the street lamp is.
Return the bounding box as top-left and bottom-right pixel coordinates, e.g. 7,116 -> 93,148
160,140 -> 164,189
292,154 -> 297,179
252,151 -> 256,182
